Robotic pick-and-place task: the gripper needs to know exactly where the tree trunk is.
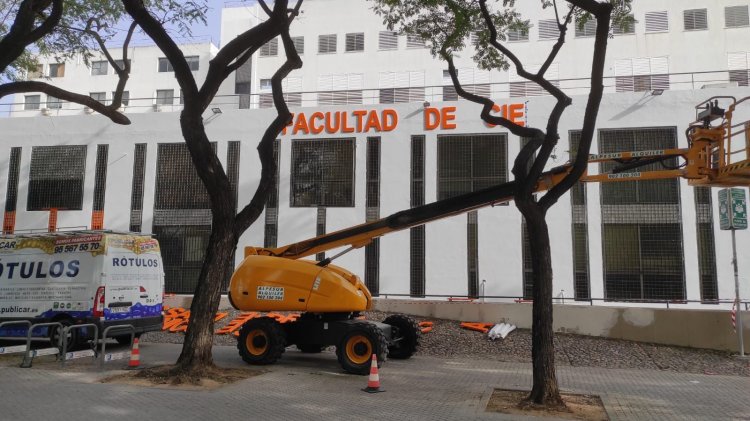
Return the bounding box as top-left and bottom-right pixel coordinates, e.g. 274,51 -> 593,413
520,204 -> 564,408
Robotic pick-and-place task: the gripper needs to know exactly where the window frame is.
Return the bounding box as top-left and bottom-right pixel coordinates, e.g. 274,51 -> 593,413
90,60 -> 108,76
24,94 -> 41,110
155,89 -> 175,105
158,57 -> 174,72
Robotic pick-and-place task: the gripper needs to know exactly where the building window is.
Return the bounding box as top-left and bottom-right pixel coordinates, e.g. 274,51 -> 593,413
317,73 -> 363,105
599,128 -> 685,302
156,89 -> 174,105
185,55 -> 199,71
154,225 -> 212,293
155,143 -> 212,210
113,59 -> 131,72
442,68 -> 491,101
410,135 -> 426,297
48,63 -> 65,77
406,34 -> 425,49
292,36 -> 304,54
24,95 -> 40,110
318,34 -> 337,54
614,57 -> 669,93
290,138 -> 355,207
437,133 -> 508,200
260,78 -> 272,91
507,27 -> 529,42
378,31 -> 398,50
345,32 -> 365,52
46,96 -> 62,109
4,147 -> 22,234
613,15 -> 636,35
92,144 -> 109,230
538,19 -> 559,39
264,140 -> 281,248
112,91 -> 129,106
569,131 -> 590,301
129,143 -> 147,232
645,11 -> 669,33
28,145 -> 87,211
379,70 -> 424,104
365,137 -> 381,295
694,187 -> 718,302
575,19 -> 597,37
684,8 -> 708,31
259,77 -> 302,108
91,60 -> 108,75
158,57 -> 173,72
726,5 -> 750,28
728,52 -> 750,86
27,64 -> 43,79
260,38 -> 279,57
509,63 -> 559,97
90,92 -> 106,104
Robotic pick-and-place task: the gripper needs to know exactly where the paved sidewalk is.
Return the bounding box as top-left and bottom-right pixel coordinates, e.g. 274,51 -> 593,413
0,343 -> 748,420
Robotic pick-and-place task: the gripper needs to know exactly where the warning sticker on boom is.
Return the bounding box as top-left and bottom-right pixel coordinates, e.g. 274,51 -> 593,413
257,286 -> 284,301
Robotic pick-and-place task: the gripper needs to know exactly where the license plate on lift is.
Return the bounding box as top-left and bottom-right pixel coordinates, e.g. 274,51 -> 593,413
109,306 -> 130,314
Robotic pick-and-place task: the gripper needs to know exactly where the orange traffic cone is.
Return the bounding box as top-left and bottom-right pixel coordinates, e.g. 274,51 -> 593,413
128,337 -> 141,369
362,354 -> 384,393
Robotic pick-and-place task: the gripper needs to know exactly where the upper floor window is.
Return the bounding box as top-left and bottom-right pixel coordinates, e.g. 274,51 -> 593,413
260,38 -> 279,57
91,60 -> 108,76
613,15 -> 636,35
24,95 -> 41,110
507,27 -> 529,42
113,59 -> 131,73
575,19 -> 597,37
156,89 -> 174,105
48,63 -> 65,78
725,5 -> 749,28
614,57 -> 670,92
318,34 -> 337,54
406,34 -> 425,49
260,78 -> 272,91
345,32 -> 365,52
90,92 -> 106,103
112,91 -> 130,106
378,31 -> 398,50
538,19 -> 559,39
684,9 -> 708,31
185,56 -> 199,71
158,57 -> 174,72
292,36 -> 305,54
46,95 -> 62,109
645,11 -> 669,33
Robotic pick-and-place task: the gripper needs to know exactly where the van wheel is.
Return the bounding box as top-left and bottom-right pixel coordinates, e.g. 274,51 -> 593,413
49,319 -> 80,353
115,334 -> 139,346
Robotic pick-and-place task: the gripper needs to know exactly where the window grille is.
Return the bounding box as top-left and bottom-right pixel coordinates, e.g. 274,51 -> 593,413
93,145 -> 108,212
437,134 -> 508,200
158,57 -> 173,72
260,38 -> 279,57
615,58 -> 670,93
645,11 -> 669,32
48,63 -> 64,77
521,222 -> 533,299
575,19 -> 597,37
538,19 -> 559,39
569,131 -> 591,300
260,92 -> 303,108
264,140 -> 281,248
4,147 -> 22,233
155,89 -> 174,105
694,187 -> 718,302
379,87 -> 424,104
684,8 -> 708,31
467,211 -> 479,298
345,32 -> 365,52
507,27 -> 529,42
365,137 -> 381,295
292,36 -> 304,54
318,34 -> 337,54
154,143 -> 212,210
154,225 -> 212,293
406,34 -> 425,48
28,145 -> 87,211
509,80 -> 560,98
185,56 -> 199,71
91,60 -> 108,75
441,84 -> 491,101
613,15 -> 636,35
227,141 -> 240,214
730,70 -> 749,86
315,208 -> 326,262
410,135 -> 426,297
290,138 -> 355,207
129,144 -> 147,232
318,73 -> 362,105
24,95 -> 40,110
726,5 -> 749,28
599,128 -> 685,301
46,96 -> 62,109
378,31 -> 398,50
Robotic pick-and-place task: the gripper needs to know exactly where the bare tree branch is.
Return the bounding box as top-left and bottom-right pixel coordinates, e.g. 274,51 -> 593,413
0,0 -> 63,72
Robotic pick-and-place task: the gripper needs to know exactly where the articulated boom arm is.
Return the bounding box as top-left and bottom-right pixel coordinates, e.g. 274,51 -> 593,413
247,97 -> 750,263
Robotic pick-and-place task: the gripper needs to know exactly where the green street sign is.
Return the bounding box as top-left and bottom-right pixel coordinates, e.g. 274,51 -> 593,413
719,188 -> 747,230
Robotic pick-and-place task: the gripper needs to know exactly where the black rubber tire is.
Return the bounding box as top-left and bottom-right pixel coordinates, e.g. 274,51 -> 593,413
114,333 -> 140,346
383,314 -> 421,359
335,321 -> 388,375
49,319 -> 85,352
237,317 -> 287,365
297,344 -> 325,353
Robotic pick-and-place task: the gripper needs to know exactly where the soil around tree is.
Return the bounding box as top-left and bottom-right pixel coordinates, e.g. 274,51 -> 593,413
486,389 -> 608,420
101,364 -> 265,390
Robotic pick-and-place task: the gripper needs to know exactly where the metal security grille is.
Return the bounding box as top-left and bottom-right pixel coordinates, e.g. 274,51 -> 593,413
318,34 -> 337,53
467,211 -> 479,298
378,31 -> 398,50
315,208 -> 326,262
345,33 -> 364,52
260,38 -> 278,57
154,143 -> 211,210
410,135 -> 426,297
684,9 -> 708,31
93,145 -> 108,212
725,5 -> 749,28
28,145 -> 87,211
5,147 -> 21,213
129,144 -> 147,232
521,222 -> 533,299
154,225 -> 212,293
365,238 -> 380,296
437,134 -> 508,200
645,11 -> 669,32
406,34 -> 424,48
227,141 -> 240,214
292,36 -> 304,54
365,137 -> 381,295
694,187 -> 719,302
264,140 -> 281,248
599,128 -> 685,301
442,84 -> 491,102
569,131 -> 591,300
379,88 -> 424,104
290,138 -> 355,207
575,19 -> 597,37
538,19 -> 559,39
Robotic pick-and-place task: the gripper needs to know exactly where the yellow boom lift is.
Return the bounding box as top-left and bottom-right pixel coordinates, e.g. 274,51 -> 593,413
228,96 -> 750,374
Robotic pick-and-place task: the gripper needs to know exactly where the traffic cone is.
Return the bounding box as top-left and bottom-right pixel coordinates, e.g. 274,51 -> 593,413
362,354 -> 384,393
127,337 -> 140,369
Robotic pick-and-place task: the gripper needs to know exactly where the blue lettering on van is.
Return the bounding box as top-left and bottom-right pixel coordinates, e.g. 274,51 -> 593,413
0,260 -> 80,280
111,257 -> 159,268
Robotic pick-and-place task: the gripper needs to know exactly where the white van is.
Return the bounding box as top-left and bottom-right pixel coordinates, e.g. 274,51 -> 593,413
0,231 -> 164,348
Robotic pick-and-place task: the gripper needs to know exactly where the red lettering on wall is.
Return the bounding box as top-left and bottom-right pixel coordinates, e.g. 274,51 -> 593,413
382,109 -> 398,131
364,110 -> 382,132
441,106 -> 457,129
424,107 -> 441,130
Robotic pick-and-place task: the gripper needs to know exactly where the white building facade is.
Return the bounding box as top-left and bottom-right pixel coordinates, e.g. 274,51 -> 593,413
0,0 -> 749,307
